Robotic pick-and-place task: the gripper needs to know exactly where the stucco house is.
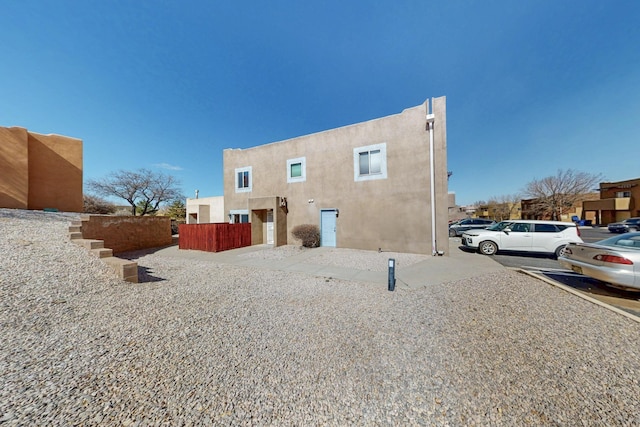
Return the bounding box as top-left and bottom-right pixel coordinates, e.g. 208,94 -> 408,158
223,97 -> 448,256
583,178 -> 640,225
186,195 -> 225,224
0,126 -> 83,212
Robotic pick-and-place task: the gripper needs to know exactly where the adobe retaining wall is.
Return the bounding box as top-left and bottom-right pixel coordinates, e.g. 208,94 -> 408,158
81,215 -> 172,254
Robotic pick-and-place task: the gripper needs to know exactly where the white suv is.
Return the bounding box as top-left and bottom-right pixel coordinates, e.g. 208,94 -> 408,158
461,220 -> 583,257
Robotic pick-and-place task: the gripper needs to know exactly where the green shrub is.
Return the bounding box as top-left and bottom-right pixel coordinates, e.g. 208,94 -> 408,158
292,224 -> 320,248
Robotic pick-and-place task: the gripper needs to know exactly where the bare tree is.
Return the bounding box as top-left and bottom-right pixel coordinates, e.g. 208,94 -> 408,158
522,169 -> 602,221
87,168 -> 182,216
486,193 -> 522,221
83,194 -> 116,214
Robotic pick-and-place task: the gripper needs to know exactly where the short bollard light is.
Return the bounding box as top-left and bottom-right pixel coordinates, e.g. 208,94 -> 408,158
388,258 -> 396,291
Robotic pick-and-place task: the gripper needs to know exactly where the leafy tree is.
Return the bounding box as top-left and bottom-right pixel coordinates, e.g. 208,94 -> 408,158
87,168 -> 182,216
522,169 -> 602,221
83,194 -> 116,214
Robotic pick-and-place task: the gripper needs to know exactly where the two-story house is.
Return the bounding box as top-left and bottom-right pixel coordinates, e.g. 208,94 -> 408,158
583,178 -> 640,225
223,97 -> 448,255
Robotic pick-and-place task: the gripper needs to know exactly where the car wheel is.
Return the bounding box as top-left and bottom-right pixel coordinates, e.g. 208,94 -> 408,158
478,241 -> 498,256
449,229 -> 457,237
554,245 -> 566,259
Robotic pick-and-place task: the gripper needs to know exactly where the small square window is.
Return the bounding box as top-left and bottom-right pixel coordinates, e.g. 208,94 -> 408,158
287,157 -> 306,183
291,163 -> 302,177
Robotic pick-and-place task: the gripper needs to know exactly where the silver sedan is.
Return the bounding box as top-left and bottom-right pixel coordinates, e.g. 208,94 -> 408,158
558,232 -> 640,291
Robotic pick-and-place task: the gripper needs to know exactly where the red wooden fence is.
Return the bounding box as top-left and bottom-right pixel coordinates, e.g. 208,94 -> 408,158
178,223 -> 251,252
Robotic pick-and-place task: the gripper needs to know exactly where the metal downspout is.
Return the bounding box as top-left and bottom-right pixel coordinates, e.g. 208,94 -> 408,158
427,112 -> 436,256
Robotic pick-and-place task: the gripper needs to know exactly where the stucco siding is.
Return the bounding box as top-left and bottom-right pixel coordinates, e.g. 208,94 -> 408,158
0,127 -> 29,209
27,132 -> 83,212
223,97 -> 448,255
1,127 -> 83,212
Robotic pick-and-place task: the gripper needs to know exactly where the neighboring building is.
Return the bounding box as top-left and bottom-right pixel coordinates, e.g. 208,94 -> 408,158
477,201 -> 521,221
223,97 -> 448,255
0,126 -> 83,212
521,193 -> 599,221
448,192 -> 465,223
186,195 -> 225,224
583,178 -> 640,225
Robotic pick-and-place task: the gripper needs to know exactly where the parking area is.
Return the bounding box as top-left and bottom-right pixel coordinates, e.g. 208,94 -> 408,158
452,226 -> 640,319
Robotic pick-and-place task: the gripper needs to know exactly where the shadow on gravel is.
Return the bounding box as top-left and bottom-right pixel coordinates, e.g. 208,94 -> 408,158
137,266 -> 165,283
117,242 -> 179,283
117,241 -> 179,261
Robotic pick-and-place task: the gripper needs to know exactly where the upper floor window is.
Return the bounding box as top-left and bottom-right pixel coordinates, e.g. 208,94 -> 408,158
287,157 -> 306,183
235,166 -> 252,193
616,191 -> 631,198
353,143 -> 387,182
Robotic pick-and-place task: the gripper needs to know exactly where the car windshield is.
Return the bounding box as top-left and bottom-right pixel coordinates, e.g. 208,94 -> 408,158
486,221 -> 513,231
596,233 -> 640,250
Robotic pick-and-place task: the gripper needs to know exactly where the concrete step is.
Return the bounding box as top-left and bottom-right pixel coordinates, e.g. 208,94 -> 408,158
69,232 -> 83,240
68,225 -> 82,233
91,248 -> 113,258
102,257 -> 138,283
72,239 -> 105,250
70,220 -> 83,227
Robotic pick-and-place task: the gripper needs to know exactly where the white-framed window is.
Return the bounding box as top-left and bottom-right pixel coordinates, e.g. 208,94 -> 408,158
287,157 -> 306,183
229,209 -> 249,223
353,143 -> 387,182
616,191 -> 631,198
235,166 -> 252,193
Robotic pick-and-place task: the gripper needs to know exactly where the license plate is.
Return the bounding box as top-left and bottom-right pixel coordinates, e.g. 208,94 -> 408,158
571,265 -> 583,274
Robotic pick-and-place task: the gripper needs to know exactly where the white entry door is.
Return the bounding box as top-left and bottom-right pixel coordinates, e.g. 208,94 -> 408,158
320,209 -> 337,247
266,211 -> 274,244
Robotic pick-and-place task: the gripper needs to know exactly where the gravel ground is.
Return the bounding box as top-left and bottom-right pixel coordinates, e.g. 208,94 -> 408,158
238,245 -> 429,272
1,208 -> 640,426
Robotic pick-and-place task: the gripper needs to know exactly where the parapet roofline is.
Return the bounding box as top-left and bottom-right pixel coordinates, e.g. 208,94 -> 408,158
224,98 -> 439,152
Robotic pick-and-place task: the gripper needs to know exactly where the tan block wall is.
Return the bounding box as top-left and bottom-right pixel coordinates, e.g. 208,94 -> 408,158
223,97 -> 449,255
0,127 -> 29,209
81,216 -> 172,254
0,126 -> 83,212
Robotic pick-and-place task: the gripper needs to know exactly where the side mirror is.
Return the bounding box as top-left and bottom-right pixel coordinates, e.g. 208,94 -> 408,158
503,228 -> 511,234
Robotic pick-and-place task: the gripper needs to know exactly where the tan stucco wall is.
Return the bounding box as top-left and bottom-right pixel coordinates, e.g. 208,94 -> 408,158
223,97 -> 448,255
0,126 -> 83,212
0,127 -> 29,209
186,196 -> 225,224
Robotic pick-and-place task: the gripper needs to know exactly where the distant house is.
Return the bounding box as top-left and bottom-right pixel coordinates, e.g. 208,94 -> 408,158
186,196 -> 225,224
583,178 -> 640,225
477,201 -> 522,221
521,194 -> 598,222
222,97 -> 449,255
0,126 -> 83,212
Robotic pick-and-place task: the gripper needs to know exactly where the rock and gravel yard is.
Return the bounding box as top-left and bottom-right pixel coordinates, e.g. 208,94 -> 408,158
1,208 -> 639,426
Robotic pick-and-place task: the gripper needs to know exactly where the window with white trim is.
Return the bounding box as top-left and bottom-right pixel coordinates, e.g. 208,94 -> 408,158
287,157 -> 306,183
229,209 -> 249,223
235,166 -> 252,193
353,143 -> 387,182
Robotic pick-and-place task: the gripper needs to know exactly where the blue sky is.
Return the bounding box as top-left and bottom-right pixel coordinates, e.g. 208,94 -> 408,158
2,1 -> 639,206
